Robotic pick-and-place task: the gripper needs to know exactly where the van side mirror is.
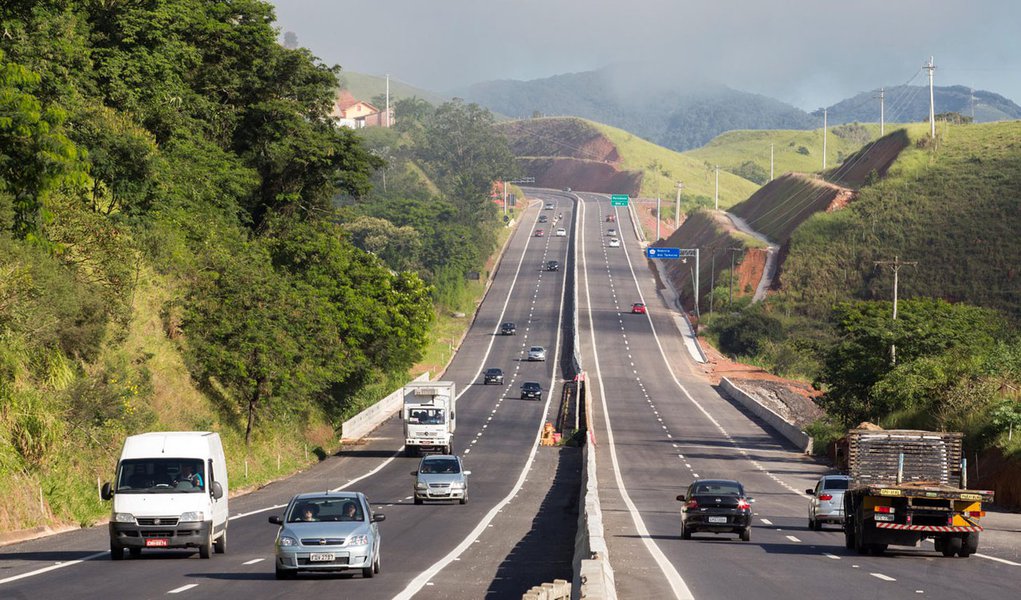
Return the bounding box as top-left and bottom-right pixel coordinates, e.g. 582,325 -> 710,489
268,515 -> 283,525
676,494 -> 685,502
211,481 -> 224,500
101,482 -> 113,501
410,471 -> 418,476
805,489 -> 815,495
450,412 -> 455,420
372,513 -> 386,523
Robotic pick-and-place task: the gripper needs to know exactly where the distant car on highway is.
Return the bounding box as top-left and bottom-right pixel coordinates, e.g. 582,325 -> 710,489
483,368 -> 504,385
606,214 -> 615,222
500,322 -> 516,335
269,491 -> 384,579
607,227 -> 617,236
563,187 -> 572,192
631,302 -> 646,314
535,228 -> 544,237
608,238 -> 620,248
544,202 -> 554,210
546,260 -> 559,271
556,227 -> 567,237
411,454 -> 470,505
538,215 -> 548,223
806,474 -> 851,530
520,381 -> 542,400
527,346 -> 546,361
677,479 -> 754,541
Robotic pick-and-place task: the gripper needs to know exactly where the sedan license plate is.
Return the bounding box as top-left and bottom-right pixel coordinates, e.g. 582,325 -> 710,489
707,516 -> 728,524
309,553 -> 335,562
145,538 -> 169,547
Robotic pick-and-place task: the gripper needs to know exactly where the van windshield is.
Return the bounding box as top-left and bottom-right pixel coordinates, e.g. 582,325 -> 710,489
116,458 -> 206,493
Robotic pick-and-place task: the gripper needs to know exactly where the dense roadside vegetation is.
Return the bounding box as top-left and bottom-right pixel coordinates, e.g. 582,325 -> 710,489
702,122 -> 1021,458
0,1 -> 515,531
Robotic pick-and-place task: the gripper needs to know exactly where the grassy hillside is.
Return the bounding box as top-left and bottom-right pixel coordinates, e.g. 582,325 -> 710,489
590,120 -> 760,208
340,71 -> 449,106
684,124 -> 894,183
780,120 -> 1021,322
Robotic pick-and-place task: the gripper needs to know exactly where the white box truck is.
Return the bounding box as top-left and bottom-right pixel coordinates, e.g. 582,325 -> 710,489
402,381 -> 456,456
101,431 -> 228,559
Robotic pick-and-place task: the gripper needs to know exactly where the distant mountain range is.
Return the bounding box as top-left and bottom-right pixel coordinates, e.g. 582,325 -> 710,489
452,65 -> 1021,152
818,85 -> 1021,124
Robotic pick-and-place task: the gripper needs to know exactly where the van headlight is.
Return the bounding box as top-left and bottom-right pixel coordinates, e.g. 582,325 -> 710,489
450,482 -> 465,489
114,513 -> 135,523
415,482 -> 427,490
347,534 -> 369,546
278,535 -> 298,547
179,511 -> 204,522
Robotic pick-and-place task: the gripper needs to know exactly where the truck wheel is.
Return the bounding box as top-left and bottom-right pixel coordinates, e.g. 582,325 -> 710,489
959,533 -> 978,558
854,522 -> 868,555
941,536 -> 962,557
844,526 -> 855,550
199,534 -> 213,559
110,541 -> 124,561
869,543 -> 887,555
214,529 -> 227,554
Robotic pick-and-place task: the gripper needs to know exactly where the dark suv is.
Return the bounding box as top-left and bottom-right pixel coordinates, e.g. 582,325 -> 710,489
546,260 -> 559,272
500,322 -> 516,335
520,382 -> 542,400
483,368 -> 504,385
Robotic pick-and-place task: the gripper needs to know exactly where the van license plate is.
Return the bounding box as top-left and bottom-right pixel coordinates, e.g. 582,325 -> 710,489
309,553 -> 335,562
707,516 -> 727,524
145,538 -> 168,547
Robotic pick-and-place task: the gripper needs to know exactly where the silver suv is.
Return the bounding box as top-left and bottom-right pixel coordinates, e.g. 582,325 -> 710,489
412,455 -> 470,505
807,474 -> 851,530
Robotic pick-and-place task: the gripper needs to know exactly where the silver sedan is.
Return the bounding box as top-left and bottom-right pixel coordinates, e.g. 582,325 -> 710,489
269,491 -> 384,579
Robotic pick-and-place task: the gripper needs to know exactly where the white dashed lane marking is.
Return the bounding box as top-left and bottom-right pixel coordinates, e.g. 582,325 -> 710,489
168,584 -> 199,594
870,573 -> 896,582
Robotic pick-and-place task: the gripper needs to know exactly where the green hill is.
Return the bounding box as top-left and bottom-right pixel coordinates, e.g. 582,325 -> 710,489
499,117 -> 759,210
683,124 -> 892,184
780,120 -> 1021,322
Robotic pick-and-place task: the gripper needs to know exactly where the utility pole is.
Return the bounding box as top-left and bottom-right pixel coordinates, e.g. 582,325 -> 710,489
925,56 -> 937,139
874,256 -> 918,364
709,251 -> 716,313
822,108 -> 828,170
675,182 -> 683,229
656,197 -> 661,240
714,166 -> 720,210
876,87 -> 885,136
502,181 -> 508,218
385,74 -> 390,128
770,143 -> 774,181
728,246 -> 742,306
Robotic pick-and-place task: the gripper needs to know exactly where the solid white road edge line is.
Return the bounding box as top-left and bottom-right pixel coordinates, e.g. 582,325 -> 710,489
391,193 -> 571,600
0,551 -> 109,586
582,196 -> 693,600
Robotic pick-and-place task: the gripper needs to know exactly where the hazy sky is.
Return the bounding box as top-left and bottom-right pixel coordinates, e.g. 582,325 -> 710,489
270,0 -> 1021,109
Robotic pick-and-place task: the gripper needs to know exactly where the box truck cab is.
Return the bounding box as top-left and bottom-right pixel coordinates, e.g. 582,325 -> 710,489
402,381 -> 456,456
101,432 -> 228,559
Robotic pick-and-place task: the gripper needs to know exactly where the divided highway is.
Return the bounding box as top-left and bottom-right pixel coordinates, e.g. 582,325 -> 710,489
3,190 -> 1018,600
574,192 -> 1020,599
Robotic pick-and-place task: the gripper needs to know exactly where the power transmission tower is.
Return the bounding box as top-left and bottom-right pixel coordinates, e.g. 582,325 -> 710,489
875,87 -> 885,135
874,256 -> 918,364
924,57 -> 937,139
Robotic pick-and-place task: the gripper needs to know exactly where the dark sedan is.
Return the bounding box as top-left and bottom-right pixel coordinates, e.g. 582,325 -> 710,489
483,368 -> 504,385
677,479 -> 754,541
520,382 -> 542,400
500,322 -> 516,335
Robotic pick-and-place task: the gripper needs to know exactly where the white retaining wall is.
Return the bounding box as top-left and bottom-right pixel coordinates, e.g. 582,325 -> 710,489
340,372 -> 430,442
720,377 -> 814,454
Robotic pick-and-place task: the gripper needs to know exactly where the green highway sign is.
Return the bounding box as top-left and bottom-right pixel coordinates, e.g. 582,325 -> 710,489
610,194 -> 629,206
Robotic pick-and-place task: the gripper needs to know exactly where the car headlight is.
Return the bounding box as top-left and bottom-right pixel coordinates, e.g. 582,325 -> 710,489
278,535 -> 298,547
179,511 -> 205,522
347,534 -> 369,546
415,483 -> 427,490
114,512 -> 135,523
450,482 -> 466,489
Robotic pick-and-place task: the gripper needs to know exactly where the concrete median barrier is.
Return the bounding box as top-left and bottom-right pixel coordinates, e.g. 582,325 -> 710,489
340,372 -> 430,442
720,377 -> 813,454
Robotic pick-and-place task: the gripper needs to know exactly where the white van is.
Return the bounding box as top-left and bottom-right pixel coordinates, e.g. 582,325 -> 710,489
101,431 -> 228,559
